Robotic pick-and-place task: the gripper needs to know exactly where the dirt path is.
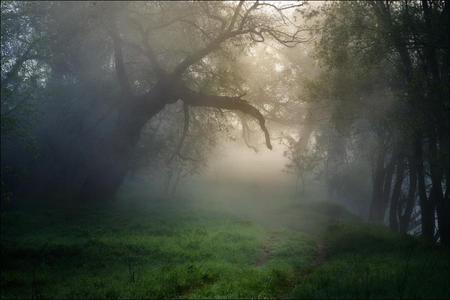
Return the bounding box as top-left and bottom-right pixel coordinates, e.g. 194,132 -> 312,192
256,243 -> 271,267
256,233 -> 278,267
314,241 -> 327,265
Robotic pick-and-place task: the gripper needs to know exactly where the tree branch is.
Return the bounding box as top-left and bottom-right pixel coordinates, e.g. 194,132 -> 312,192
170,1 -> 255,78
180,88 -> 272,149
239,114 -> 258,152
108,24 -> 132,96
128,18 -> 166,77
238,1 -> 260,30
1,39 -> 36,87
168,103 -> 190,163
171,28 -> 251,77
200,2 -> 227,32
227,1 -> 245,31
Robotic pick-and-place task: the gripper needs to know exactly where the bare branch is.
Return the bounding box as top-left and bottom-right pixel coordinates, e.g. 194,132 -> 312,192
179,19 -> 214,41
240,114 -> 258,152
200,2 -> 227,32
227,1 -> 245,31
266,28 -> 306,47
238,1 -> 260,30
128,18 -> 166,77
171,28 -> 251,77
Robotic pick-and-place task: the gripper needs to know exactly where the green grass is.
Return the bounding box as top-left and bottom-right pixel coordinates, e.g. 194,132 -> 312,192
1,197 -> 448,299
0,201 -> 315,299
290,224 -> 449,299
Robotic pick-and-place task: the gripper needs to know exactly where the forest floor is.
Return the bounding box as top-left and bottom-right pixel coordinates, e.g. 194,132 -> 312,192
1,194 -> 449,299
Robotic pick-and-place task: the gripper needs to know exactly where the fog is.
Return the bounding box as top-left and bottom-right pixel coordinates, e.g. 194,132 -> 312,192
2,0 -> 446,241
1,1 -> 448,298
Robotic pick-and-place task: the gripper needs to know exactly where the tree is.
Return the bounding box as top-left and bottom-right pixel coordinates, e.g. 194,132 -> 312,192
1,1 -> 307,204
1,1 -> 49,206
301,0 -> 448,244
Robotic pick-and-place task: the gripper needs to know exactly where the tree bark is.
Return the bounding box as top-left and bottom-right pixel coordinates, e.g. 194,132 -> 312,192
78,85 -> 168,202
380,153 -> 396,223
428,132 -> 448,244
415,133 -> 435,241
369,137 -> 387,223
421,0 -> 449,245
389,157 -> 405,231
399,157 -> 417,233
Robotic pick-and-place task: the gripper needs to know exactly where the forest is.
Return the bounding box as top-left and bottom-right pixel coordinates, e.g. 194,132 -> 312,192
1,1 -> 449,299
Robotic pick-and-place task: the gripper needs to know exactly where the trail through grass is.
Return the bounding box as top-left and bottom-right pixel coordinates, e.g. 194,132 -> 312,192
1,195 -> 448,299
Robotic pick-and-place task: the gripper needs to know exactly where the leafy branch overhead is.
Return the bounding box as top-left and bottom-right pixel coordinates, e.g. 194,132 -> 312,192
103,1 -> 306,151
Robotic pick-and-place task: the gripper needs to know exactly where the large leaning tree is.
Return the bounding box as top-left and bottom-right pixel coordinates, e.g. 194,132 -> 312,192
2,1 -> 307,202
83,1 -> 307,201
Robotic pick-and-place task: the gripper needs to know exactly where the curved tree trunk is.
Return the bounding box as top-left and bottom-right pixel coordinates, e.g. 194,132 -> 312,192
78,91 -> 167,202
76,81 -> 273,203
75,13 -> 277,203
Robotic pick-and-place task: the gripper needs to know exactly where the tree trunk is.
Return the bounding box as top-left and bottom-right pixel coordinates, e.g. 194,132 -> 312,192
429,132 -> 448,244
421,0 -> 449,245
369,141 -> 387,223
399,157 -> 417,233
78,85 -> 168,202
415,134 -> 434,241
389,157 -> 405,231
76,79 -> 274,203
381,154 -> 396,223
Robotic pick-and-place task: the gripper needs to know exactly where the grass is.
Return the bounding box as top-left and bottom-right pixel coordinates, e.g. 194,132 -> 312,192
1,196 -> 448,299
1,200 -> 315,299
290,224 -> 449,299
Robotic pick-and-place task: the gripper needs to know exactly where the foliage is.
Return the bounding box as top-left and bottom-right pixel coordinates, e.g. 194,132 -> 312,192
289,0 -> 449,243
1,1 -> 310,203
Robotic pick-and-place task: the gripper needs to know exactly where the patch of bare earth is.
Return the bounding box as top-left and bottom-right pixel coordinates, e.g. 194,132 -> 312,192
314,241 -> 327,265
256,233 -> 278,267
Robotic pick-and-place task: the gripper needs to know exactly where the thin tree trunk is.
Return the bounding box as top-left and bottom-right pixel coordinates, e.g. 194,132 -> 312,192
369,140 -> 387,222
415,133 -> 434,241
429,132 -> 448,244
389,157 -> 406,231
381,154 -> 396,223
421,0 -> 448,245
399,157 -> 417,233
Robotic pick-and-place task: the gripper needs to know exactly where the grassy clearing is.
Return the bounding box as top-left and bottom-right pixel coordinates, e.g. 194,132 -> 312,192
1,197 -> 448,299
0,201 -> 315,299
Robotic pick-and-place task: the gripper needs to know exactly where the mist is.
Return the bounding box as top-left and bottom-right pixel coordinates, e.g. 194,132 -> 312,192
1,1 -> 448,299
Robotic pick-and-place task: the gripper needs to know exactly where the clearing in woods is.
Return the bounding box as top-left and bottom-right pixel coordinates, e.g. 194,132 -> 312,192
1,195 -> 448,299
